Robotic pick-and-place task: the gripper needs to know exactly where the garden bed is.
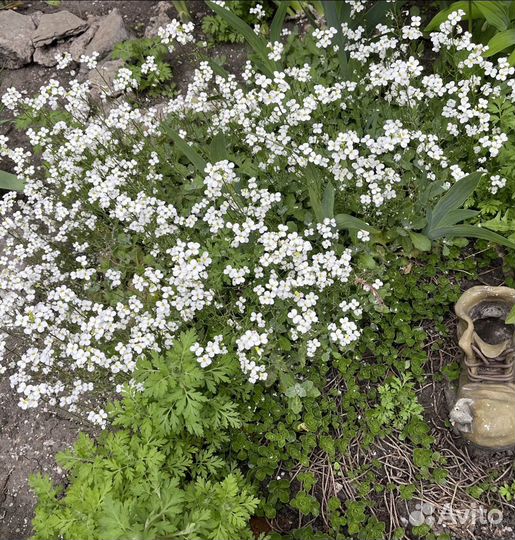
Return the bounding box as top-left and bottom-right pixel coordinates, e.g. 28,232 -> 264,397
1,1 -> 515,539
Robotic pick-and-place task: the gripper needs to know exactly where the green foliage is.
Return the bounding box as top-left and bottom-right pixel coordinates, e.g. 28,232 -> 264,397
367,374 -> 424,435
426,1 -> 515,64
112,38 -> 173,94
500,481 -> 515,501
0,169 -> 24,191
203,0 -> 275,45
31,332 -> 258,540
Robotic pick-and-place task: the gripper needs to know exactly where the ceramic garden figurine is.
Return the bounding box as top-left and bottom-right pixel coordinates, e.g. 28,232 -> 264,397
449,286 -> 515,450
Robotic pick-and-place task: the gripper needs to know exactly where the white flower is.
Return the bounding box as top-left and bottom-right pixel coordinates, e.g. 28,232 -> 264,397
357,229 -> 370,242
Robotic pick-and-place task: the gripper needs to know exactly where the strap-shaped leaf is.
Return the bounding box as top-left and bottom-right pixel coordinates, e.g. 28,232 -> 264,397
0,169 -> 24,192
270,1 -> 289,43
335,213 -> 379,234
321,1 -> 350,77
305,163 -> 323,221
475,0 -> 510,31
430,224 -> 515,249
165,125 -> 207,172
205,1 -> 276,76
429,172 -> 482,231
435,208 -> 480,228
322,182 -> 335,219
484,28 -> 515,57
425,1 -> 482,32
209,132 -> 226,163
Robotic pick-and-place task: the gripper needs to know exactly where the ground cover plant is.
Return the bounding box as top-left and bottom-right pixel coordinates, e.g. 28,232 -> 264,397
0,1 -> 514,539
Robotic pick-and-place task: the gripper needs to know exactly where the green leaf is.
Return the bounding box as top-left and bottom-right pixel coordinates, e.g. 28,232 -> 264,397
361,0 -> 393,32
429,224 -> 515,249
321,1 -> 350,77
408,231 -> 432,251
427,172 -> 482,233
209,132 -> 226,163
171,0 -> 191,22
509,46 -> 515,65
424,1 -> 482,32
0,170 -> 24,192
164,126 -> 207,172
506,305 -> 515,325
436,208 -> 480,227
322,182 -> 335,219
270,1 -> 289,42
484,28 -> 515,57
304,163 -> 323,221
99,497 -> 132,539
335,213 -> 379,234
205,1 -> 276,76
481,211 -> 515,233
475,1 -> 510,31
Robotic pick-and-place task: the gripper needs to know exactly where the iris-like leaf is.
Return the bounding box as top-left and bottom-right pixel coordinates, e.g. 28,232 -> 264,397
0,169 -> 24,192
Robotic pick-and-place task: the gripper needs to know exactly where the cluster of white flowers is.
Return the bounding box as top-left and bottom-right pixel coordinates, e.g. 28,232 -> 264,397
55,51 -> 73,70
267,41 -> 284,62
141,55 -> 159,75
79,52 -> 99,70
191,335 -> 227,367
157,20 -> 195,52
1,8 -> 513,424
249,3 -> 266,19
312,27 -> 338,49
113,67 -> 139,93
490,174 -> 507,194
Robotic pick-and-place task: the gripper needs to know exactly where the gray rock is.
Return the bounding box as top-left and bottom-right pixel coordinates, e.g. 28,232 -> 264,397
0,11 -> 35,69
69,17 -> 100,61
32,11 -> 88,48
33,42 -> 71,67
83,9 -> 128,60
31,11 -> 43,27
87,58 -> 125,100
144,2 -> 171,38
